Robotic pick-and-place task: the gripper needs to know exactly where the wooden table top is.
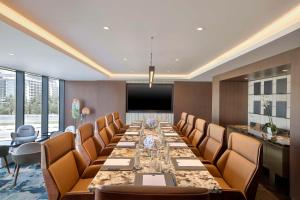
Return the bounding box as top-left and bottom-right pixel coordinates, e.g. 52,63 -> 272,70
88,126 -> 220,191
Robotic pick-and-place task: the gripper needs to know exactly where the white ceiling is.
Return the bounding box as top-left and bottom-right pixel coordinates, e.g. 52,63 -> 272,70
0,0 -> 300,80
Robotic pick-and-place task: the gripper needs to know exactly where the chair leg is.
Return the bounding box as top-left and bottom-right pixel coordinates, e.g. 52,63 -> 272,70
3,156 -> 10,174
12,164 -> 17,177
13,164 -> 20,186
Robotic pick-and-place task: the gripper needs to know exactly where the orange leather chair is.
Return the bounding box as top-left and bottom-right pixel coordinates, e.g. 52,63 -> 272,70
173,112 -> 188,132
77,123 -> 113,165
95,185 -> 209,200
192,123 -> 225,164
95,116 -> 117,147
112,112 -> 128,134
180,114 -> 195,138
205,132 -> 262,200
184,118 -> 206,147
41,132 -> 100,200
105,114 -> 122,143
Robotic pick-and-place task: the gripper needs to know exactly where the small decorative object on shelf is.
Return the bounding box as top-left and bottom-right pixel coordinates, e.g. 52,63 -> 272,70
81,106 -> 90,123
71,98 -> 81,128
262,96 -> 278,137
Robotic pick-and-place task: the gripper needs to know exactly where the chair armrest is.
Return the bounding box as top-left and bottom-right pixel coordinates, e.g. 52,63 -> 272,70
101,146 -> 114,156
62,192 -> 94,200
81,165 -> 101,178
11,132 -> 17,140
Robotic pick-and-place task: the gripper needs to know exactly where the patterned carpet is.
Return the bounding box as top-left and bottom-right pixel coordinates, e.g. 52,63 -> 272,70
0,164 -> 47,200
0,164 -> 283,200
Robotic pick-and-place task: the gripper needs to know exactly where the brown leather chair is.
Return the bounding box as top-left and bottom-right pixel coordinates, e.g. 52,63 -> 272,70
95,117 -> 117,147
77,123 -> 113,165
192,123 -> 225,164
41,132 -> 100,200
105,114 -> 122,143
95,185 -> 209,200
180,114 -> 195,138
184,118 -> 206,147
173,112 -> 188,132
112,112 -> 128,134
205,132 -> 262,200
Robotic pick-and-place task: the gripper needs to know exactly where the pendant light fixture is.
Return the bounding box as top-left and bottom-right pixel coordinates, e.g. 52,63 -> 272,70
149,36 -> 155,88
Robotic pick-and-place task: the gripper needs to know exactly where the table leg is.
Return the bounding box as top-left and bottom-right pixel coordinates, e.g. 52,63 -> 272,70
269,170 -> 276,186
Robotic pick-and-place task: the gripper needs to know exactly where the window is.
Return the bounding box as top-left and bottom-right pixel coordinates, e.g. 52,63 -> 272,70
0,69 -> 16,141
24,73 -> 42,133
48,78 -> 59,131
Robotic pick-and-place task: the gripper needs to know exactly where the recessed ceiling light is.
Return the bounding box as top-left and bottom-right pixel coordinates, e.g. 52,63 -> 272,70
123,57 -> 128,61
282,69 -> 288,72
103,26 -> 110,30
175,58 -> 179,62
8,53 -> 14,56
196,27 -> 203,31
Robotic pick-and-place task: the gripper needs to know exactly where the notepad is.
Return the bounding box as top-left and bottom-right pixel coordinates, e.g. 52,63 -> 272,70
125,131 -> 139,135
104,159 -> 131,166
176,159 -> 203,167
161,126 -> 172,129
168,142 -> 187,147
129,125 -> 140,128
116,142 -> 136,147
164,133 -> 178,137
142,174 -> 166,186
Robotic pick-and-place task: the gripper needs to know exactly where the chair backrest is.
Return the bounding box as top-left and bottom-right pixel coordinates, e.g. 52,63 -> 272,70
182,115 -> 195,137
14,142 -> 41,154
105,114 -> 117,139
216,132 -> 262,200
95,185 -> 209,200
95,117 -> 111,146
189,118 -> 206,147
112,112 -> 124,130
198,123 -> 225,164
176,112 -> 188,131
16,125 -> 35,137
78,123 -> 101,163
41,132 -> 87,200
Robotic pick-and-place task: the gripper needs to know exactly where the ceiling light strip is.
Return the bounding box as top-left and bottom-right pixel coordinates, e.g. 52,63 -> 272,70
188,3 -> 300,79
0,2 -> 112,77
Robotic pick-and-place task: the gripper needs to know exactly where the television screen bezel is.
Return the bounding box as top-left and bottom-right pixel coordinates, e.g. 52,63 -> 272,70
126,83 -> 174,113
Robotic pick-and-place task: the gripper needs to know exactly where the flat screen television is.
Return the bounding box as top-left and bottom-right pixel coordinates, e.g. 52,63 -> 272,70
126,83 -> 173,112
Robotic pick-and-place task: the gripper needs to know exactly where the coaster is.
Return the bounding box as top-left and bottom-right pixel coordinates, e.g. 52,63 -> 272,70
101,157 -> 134,171
171,158 -> 206,171
134,173 -> 176,186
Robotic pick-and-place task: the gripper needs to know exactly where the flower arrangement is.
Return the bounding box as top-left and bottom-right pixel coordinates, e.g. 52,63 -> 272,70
145,118 -> 158,129
262,96 -> 277,135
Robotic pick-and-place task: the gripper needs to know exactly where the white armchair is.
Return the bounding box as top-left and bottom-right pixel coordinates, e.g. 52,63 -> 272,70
11,125 -> 39,145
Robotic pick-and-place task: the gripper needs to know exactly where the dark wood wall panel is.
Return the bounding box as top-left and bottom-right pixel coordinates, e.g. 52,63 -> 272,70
219,81 -> 248,126
173,82 -> 212,123
212,47 -> 300,200
64,81 -> 126,127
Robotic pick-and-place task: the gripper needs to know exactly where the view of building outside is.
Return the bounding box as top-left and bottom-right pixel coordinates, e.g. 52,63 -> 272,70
48,78 -> 59,131
0,69 -> 16,141
24,73 -> 42,133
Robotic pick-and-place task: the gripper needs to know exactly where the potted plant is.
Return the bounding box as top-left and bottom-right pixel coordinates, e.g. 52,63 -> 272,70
262,96 -> 278,137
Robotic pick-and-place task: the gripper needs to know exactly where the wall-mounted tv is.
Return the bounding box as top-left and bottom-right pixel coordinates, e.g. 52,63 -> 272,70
126,83 -> 173,112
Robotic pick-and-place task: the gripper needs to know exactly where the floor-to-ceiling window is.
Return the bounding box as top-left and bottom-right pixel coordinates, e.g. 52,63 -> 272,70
48,78 -> 59,132
24,73 -> 42,133
0,68 -> 16,141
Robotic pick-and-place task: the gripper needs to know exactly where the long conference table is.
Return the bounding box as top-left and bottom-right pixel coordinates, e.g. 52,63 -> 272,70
88,122 -> 220,191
